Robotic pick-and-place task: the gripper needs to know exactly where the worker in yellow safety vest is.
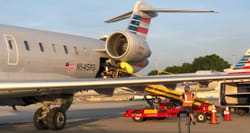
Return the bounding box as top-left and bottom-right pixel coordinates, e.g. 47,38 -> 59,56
115,61 -> 134,77
180,85 -> 196,125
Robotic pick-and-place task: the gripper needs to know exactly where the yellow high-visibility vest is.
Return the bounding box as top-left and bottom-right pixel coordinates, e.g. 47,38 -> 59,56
120,61 -> 133,73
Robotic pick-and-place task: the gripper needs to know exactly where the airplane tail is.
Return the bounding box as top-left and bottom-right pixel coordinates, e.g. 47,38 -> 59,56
225,49 -> 250,74
105,1 -> 216,38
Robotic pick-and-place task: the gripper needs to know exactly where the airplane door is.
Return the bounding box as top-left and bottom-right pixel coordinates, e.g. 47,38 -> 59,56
3,34 -> 19,65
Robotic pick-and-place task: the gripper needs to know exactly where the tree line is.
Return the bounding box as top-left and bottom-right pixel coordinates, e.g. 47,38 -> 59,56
148,54 -> 231,75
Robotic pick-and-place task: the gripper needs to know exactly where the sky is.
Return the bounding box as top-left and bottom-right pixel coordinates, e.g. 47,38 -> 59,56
0,0 -> 249,75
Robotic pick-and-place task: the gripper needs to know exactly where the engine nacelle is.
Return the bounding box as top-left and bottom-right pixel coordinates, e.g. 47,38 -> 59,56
105,31 -> 151,62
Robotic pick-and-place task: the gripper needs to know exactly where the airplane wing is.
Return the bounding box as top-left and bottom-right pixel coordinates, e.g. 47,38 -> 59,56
1,73 -> 250,98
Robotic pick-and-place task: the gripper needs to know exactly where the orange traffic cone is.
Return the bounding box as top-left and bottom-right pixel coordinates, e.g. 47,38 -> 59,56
210,104 -> 219,124
223,106 -> 232,121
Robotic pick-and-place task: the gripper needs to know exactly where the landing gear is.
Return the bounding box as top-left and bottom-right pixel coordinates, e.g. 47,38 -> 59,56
33,97 -> 73,130
47,107 -> 66,130
33,108 -> 48,130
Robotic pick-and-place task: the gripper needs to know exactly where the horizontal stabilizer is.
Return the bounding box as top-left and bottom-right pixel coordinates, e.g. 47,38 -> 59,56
105,8 -> 216,23
105,11 -> 132,23
140,8 -> 217,13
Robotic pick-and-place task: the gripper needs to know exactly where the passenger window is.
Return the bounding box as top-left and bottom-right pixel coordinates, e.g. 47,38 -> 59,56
24,41 -> 30,51
52,44 -> 56,53
63,45 -> 68,54
74,46 -> 78,55
39,42 -> 44,52
8,40 -> 13,50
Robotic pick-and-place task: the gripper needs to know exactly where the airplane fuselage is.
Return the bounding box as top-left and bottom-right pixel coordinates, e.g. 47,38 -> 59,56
0,24 -> 105,80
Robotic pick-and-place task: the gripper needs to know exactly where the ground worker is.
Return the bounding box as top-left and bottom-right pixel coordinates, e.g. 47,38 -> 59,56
180,85 -> 196,125
99,59 -> 114,78
115,61 -> 134,77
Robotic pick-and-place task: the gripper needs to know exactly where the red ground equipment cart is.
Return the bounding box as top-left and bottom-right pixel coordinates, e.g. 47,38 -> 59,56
124,96 -> 215,122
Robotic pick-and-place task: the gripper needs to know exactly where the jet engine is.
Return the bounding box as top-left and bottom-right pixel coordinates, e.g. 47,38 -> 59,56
105,31 -> 151,62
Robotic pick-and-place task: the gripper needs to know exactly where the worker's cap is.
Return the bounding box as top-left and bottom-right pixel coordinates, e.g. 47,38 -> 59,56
184,85 -> 190,92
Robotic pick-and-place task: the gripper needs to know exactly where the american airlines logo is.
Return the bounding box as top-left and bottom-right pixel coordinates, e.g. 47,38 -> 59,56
127,14 -> 151,37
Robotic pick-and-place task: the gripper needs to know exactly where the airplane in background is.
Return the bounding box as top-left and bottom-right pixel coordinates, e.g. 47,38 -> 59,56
0,1 -> 250,130
224,49 -> 250,74
174,49 -> 250,99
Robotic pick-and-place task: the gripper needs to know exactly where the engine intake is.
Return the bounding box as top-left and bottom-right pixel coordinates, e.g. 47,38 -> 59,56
105,31 -> 151,62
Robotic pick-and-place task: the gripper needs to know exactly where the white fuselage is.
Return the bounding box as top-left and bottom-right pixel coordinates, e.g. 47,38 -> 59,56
0,24 -> 106,81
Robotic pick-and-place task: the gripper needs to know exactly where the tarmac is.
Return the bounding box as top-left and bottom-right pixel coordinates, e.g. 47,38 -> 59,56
0,101 -> 249,133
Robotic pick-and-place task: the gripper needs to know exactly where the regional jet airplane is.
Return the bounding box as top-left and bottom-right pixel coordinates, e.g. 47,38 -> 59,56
1,1 -> 250,130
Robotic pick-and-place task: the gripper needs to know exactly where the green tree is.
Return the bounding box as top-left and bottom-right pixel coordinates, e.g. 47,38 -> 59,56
192,54 -> 230,72
164,63 -> 193,74
147,54 -> 231,75
148,70 -> 159,75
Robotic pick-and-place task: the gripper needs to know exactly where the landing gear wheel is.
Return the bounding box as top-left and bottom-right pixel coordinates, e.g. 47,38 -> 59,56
33,108 -> 48,130
47,107 -> 66,130
196,112 -> 207,123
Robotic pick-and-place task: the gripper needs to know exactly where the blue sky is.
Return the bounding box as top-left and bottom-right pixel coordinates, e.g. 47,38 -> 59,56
0,0 -> 249,75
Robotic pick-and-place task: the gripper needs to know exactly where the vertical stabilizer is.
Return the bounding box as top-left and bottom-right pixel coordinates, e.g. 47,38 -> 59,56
225,49 -> 250,74
234,49 -> 250,69
105,1 -> 216,39
126,1 -> 156,38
